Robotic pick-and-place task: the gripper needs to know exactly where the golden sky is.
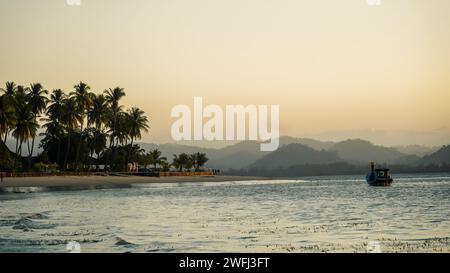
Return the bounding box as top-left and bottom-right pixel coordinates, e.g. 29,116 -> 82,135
1,0 -> 449,144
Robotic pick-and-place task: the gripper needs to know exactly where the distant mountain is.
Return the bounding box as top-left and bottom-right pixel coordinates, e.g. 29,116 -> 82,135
249,144 -> 341,169
303,127 -> 450,147
5,138 -> 43,156
278,136 -> 335,150
138,141 -> 266,170
138,137 -> 450,170
207,137 -> 336,169
208,149 -> 265,170
420,145 -> 450,165
329,139 -> 406,164
393,154 -> 421,165
394,145 -> 438,157
137,136 -> 336,170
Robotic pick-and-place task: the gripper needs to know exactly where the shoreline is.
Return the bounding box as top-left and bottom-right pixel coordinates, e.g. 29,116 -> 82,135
0,175 -> 270,190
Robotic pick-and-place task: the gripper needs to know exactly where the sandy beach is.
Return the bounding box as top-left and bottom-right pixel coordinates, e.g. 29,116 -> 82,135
0,175 -> 269,189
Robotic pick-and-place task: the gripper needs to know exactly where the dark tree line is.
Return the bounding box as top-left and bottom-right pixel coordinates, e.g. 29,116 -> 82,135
0,81 -> 149,172
0,81 -> 210,173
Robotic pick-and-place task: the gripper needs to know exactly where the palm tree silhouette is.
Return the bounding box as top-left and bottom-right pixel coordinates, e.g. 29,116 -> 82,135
192,152 -> 209,171
12,105 -> 38,169
88,94 -> 109,166
61,97 -> 81,169
71,82 -> 92,170
104,87 -> 125,147
26,83 -> 48,167
173,153 -> 191,172
1,81 -> 154,173
147,149 -> 167,171
44,89 -> 66,166
0,95 -> 17,146
126,107 -> 149,147
104,87 -> 125,169
0,82 -> 18,144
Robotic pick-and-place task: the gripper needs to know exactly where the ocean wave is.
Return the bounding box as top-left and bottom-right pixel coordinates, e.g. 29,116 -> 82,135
12,215 -> 56,231
114,236 -> 136,247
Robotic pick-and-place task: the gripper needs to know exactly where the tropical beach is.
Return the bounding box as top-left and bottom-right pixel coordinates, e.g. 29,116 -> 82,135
1,0 -> 450,258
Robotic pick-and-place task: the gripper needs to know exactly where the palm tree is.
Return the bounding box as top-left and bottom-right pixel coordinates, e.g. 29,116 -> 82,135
92,129 -> 107,168
71,82 -> 92,169
120,107 -> 149,169
1,81 -> 157,173
104,87 -> 125,147
185,155 -> 194,171
126,107 -> 149,147
11,85 -> 29,169
0,82 -> 18,144
147,149 -> 167,171
159,161 -> 171,172
104,87 -> 125,112
115,112 -> 130,146
172,154 -> 183,172
61,97 -> 81,169
172,153 -> 190,172
0,82 -> 17,102
45,89 -> 66,165
0,95 -> 17,145
88,94 -> 109,131
12,105 -> 38,169
87,94 -> 109,166
26,83 -> 48,166
14,85 -> 28,107
104,87 -> 125,169
191,152 -> 209,171
127,144 -> 145,163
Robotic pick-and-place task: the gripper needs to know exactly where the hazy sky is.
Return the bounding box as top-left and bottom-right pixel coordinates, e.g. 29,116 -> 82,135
1,0 -> 449,145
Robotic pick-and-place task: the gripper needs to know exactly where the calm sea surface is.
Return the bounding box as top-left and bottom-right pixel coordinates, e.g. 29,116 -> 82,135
0,174 -> 449,253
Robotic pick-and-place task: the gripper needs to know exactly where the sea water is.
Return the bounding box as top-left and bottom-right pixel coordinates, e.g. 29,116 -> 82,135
0,174 -> 449,253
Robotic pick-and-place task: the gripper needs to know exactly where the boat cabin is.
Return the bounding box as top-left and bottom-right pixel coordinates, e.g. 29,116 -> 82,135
375,168 -> 390,178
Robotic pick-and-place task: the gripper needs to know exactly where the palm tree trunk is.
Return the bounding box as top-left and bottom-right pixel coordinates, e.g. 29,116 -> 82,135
29,135 -> 36,167
89,146 -> 95,171
75,119 -> 84,170
28,113 -> 37,169
17,138 -> 23,170
13,137 -> 19,170
64,131 -> 72,170
91,128 -> 97,171
27,139 -> 32,169
96,151 -> 100,171
56,118 -> 62,168
3,129 -> 8,145
84,123 -> 92,171
106,116 -> 117,170
57,136 -> 62,168
105,136 -> 112,171
124,138 -> 134,171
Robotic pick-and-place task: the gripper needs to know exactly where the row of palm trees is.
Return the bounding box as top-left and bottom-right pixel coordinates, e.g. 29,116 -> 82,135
141,150 -> 209,172
172,152 -> 209,172
0,81 -> 149,171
